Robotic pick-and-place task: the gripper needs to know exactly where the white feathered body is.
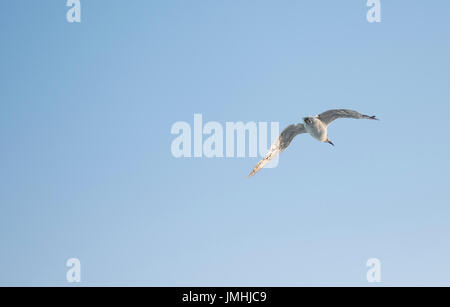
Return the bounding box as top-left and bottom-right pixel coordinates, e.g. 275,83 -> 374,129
304,116 -> 328,142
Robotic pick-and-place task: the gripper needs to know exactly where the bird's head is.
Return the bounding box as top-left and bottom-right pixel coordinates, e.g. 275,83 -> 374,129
303,117 -> 313,125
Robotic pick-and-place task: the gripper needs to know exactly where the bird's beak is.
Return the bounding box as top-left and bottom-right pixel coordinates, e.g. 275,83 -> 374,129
327,140 -> 334,146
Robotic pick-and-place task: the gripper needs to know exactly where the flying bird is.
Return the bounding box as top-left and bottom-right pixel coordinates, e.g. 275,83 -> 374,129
248,109 -> 378,178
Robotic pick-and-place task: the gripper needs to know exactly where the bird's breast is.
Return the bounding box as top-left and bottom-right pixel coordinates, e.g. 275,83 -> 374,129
306,121 -> 328,142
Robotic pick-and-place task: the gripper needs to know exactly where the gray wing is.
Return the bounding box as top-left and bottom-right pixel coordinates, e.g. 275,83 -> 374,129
317,109 -> 378,126
248,123 -> 306,178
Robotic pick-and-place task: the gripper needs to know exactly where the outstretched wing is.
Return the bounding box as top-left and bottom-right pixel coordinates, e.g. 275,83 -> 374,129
248,123 -> 306,178
317,109 -> 378,126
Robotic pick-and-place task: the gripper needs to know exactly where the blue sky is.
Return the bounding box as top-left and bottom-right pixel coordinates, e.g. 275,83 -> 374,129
0,1 -> 449,286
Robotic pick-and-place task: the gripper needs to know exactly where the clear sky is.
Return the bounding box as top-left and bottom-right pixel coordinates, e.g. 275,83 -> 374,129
1,1 -> 449,286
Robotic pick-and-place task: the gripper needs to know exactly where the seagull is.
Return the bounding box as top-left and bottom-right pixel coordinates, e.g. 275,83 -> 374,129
248,109 -> 378,178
